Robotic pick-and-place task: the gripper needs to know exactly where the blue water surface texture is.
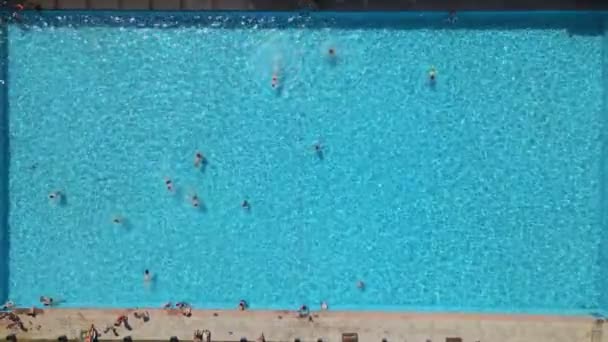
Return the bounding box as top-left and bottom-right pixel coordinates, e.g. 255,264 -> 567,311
2,11 -> 608,314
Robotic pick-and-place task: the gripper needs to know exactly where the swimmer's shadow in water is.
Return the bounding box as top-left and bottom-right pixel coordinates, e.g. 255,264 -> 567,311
315,150 -> 324,160
194,202 -> 208,213
197,160 -> 208,174
115,218 -> 133,231
57,194 -> 67,206
273,84 -> 283,97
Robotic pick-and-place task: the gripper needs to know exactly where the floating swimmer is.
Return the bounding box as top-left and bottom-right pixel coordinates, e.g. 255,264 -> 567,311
271,73 -> 280,89
189,193 -> 200,208
313,142 -> 324,159
446,10 -> 458,24
144,269 -> 152,282
111,215 -> 123,225
164,178 -> 174,192
327,47 -> 338,65
270,57 -> 283,90
428,66 -> 437,84
241,200 -> 250,210
48,191 -> 62,204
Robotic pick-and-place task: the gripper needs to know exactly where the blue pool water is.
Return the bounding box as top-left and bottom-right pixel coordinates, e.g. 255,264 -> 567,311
2,11 -> 608,313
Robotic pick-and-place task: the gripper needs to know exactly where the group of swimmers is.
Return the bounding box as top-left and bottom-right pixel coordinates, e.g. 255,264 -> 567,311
269,46 -> 437,90
38,44 -> 394,312
45,150 -> 249,223
162,151 -> 207,209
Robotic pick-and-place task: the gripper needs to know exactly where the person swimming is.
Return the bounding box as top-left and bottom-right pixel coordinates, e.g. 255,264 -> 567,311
190,194 -> 200,208
428,66 -> 437,83
48,191 -> 62,202
238,299 -> 247,311
241,200 -> 250,210
328,48 -> 336,57
357,280 -> 365,290
144,269 -> 151,282
194,151 -> 205,168
112,215 -> 123,225
165,178 -> 174,192
271,73 -> 279,89
313,142 -> 324,159
446,10 -> 458,24
39,296 -> 53,306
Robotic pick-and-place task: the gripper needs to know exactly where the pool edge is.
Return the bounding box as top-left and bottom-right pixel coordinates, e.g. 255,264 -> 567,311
0,308 -> 599,341
0,17 -> 9,306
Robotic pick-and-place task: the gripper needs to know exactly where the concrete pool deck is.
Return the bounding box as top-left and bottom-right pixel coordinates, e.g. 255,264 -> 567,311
0,308 -> 602,342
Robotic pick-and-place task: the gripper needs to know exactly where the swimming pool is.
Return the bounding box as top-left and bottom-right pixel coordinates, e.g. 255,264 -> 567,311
1,11 -> 608,314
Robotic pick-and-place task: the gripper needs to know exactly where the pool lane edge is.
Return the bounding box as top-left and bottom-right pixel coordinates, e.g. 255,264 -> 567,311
0,18 -> 9,306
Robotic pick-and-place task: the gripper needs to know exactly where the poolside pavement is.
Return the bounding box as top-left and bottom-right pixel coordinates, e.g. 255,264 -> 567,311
0,308 -> 601,342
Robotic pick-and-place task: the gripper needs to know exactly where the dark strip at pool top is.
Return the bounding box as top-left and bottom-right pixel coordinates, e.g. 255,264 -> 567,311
4,0 -> 608,12
4,11 -> 608,31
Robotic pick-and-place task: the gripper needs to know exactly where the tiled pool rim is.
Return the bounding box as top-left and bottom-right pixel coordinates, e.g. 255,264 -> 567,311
2,10 -> 608,316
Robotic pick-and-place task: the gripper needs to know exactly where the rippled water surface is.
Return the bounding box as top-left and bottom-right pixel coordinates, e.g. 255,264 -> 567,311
4,13 -> 607,312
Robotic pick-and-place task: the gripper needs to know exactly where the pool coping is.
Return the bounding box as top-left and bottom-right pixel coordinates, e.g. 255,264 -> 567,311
0,308 -> 602,342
